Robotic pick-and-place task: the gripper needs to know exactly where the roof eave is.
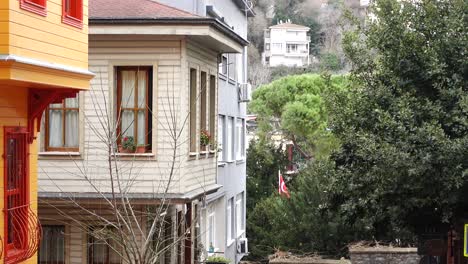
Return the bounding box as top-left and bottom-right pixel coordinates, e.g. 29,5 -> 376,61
89,17 -> 249,47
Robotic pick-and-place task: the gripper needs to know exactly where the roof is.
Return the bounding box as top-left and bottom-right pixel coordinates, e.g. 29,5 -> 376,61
269,22 -> 310,30
90,0 -> 200,19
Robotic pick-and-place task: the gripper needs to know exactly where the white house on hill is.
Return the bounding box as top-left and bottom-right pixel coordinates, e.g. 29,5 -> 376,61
262,20 -> 310,67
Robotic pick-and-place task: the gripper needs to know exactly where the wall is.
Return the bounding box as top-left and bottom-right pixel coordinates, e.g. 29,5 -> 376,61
38,35 -> 217,196
5,0 -> 89,69
349,247 -> 420,264
269,258 -> 351,264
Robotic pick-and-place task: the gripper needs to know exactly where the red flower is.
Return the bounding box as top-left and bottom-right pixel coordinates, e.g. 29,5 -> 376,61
124,137 -> 128,141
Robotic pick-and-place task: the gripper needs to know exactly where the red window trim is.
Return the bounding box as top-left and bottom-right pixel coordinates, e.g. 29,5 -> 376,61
19,0 -> 47,17
3,127 -> 30,262
62,0 -> 83,29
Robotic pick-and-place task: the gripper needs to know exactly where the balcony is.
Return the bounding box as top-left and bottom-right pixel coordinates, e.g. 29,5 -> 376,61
4,204 -> 41,264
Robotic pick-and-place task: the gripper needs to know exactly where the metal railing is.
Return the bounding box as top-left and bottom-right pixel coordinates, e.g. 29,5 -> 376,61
4,204 -> 42,264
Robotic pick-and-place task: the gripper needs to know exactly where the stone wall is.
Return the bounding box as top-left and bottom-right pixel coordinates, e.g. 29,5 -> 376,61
269,257 -> 351,264
349,247 -> 420,264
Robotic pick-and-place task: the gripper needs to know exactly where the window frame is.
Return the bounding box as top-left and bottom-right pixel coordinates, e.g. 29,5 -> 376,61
219,55 -> 228,76
206,208 -> 215,250
44,94 -> 80,152
228,54 -> 236,82
4,127 -> 30,261
235,193 -> 245,236
199,71 -> 208,152
217,115 -> 225,162
19,0 -> 47,16
226,198 -> 235,245
235,118 -> 245,160
209,75 -> 216,151
39,225 -> 66,264
62,0 -> 83,29
87,227 -> 122,264
226,117 -> 234,162
116,66 -> 152,153
189,68 -> 198,153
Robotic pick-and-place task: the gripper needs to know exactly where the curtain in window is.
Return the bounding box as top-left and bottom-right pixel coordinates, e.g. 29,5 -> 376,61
121,71 -> 136,137
137,71 -> 147,145
48,103 -> 63,148
65,97 -> 79,147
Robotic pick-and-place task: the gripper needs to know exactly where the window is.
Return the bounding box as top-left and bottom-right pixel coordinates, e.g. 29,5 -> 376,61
226,117 -> 234,161
235,118 -> 245,160
218,115 -> 225,162
117,67 -> 152,153
88,228 -> 121,264
226,198 -> 235,243
39,225 -> 65,264
265,43 -> 270,51
236,193 -> 245,236
200,71 -> 207,151
272,43 -> 282,50
19,0 -> 47,16
286,44 -> 298,53
62,0 -> 83,28
228,54 -> 236,81
45,94 -> 79,152
189,68 -> 197,153
4,127 -> 30,261
219,55 -> 227,76
209,75 -> 216,150
207,207 -> 215,250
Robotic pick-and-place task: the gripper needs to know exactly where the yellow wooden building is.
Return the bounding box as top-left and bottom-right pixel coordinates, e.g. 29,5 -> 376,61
0,0 -> 92,262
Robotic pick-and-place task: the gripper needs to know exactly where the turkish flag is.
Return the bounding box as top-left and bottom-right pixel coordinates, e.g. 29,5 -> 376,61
278,170 -> 290,198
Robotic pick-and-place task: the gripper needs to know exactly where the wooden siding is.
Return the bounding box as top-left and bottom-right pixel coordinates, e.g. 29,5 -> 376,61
5,0 -> 89,69
38,36 -> 218,196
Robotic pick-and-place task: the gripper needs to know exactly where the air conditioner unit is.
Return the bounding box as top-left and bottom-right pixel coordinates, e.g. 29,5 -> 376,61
238,83 -> 252,102
237,238 -> 248,254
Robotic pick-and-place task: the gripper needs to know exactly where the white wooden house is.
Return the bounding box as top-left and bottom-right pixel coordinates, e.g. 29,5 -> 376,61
37,1 -> 248,263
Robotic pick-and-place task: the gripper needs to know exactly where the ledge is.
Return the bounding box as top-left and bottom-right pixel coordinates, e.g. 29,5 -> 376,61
348,247 -> 418,254
38,152 -> 82,160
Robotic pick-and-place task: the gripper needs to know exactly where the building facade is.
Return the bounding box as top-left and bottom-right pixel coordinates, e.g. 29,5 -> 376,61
36,0 -> 248,264
262,21 -> 310,67
0,0 -> 92,263
157,1 -> 253,263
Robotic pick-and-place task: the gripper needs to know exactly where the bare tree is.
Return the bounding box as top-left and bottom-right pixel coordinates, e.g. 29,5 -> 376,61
39,69 -> 213,264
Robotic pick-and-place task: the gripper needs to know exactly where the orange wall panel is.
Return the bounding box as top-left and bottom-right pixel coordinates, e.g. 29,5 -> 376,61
7,0 -> 89,70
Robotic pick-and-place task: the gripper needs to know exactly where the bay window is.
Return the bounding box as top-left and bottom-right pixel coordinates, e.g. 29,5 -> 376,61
45,94 -> 79,152
117,66 -> 152,153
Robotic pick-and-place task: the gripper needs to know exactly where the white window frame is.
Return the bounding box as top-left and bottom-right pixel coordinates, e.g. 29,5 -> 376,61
235,193 -> 245,236
227,198 -> 235,245
219,54 -> 228,76
207,207 -> 215,251
235,118 -> 245,160
226,117 -> 234,162
218,115 -> 225,162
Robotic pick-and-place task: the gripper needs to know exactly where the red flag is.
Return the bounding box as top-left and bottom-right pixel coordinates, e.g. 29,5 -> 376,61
278,170 -> 290,198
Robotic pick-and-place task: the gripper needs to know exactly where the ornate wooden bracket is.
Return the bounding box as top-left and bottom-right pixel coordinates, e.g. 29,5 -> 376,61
27,88 -> 78,143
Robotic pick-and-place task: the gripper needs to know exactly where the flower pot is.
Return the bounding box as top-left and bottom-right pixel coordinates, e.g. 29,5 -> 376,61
135,146 -> 146,153
118,146 -> 135,153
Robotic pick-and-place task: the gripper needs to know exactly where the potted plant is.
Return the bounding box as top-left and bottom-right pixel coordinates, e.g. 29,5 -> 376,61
205,255 -> 230,264
135,144 -> 147,153
119,136 -> 136,153
200,130 -> 211,151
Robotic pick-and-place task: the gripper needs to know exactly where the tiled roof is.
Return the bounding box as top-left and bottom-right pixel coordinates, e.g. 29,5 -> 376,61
90,0 -> 200,19
269,23 -> 309,29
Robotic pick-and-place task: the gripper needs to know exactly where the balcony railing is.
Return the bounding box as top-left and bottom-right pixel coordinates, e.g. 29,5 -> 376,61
4,204 -> 42,264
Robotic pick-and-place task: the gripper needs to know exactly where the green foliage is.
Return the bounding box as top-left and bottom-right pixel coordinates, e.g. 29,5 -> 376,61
325,0 -> 468,240
206,255 -> 231,264
319,53 -> 342,71
246,140 -> 288,213
247,161 -> 370,260
250,74 -> 347,159
122,136 -> 136,151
